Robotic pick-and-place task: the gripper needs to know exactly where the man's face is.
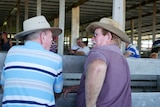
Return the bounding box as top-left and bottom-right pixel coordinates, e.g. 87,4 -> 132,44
2,33 -> 6,39
43,30 -> 53,50
77,39 -> 82,46
92,28 -> 107,47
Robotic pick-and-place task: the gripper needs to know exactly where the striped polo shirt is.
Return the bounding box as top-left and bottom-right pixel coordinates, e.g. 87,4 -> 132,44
125,43 -> 140,58
1,41 -> 63,107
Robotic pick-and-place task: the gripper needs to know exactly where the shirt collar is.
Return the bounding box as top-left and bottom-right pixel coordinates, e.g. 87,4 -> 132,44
25,41 -> 45,51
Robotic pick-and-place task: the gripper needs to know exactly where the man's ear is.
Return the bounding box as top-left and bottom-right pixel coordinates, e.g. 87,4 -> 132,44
105,32 -> 112,40
40,32 -> 46,44
42,32 -> 46,39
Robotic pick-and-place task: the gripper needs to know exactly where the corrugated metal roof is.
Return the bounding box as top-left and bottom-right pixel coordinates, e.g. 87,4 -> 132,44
0,0 -> 159,39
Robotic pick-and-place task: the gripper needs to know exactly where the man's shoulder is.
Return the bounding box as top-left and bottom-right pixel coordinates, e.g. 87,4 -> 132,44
47,51 -> 62,61
8,45 -> 23,51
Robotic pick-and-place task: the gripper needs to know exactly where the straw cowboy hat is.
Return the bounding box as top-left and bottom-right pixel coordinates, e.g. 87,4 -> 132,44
86,18 -> 130,43
15,15 -> 62,39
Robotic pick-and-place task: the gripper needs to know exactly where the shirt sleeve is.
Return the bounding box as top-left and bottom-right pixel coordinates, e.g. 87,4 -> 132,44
83,47 -> 90,55
53,60 -> 63,93
1,67 -> 5,86
126,45 -> 136,55
87,50 -> 107,65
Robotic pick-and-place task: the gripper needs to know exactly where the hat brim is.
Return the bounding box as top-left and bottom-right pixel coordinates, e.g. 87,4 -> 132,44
86,22 -> 130,43
15,27 -> 62,40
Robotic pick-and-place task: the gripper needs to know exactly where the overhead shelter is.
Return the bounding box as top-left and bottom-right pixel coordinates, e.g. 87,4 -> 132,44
0,0 -> 159,57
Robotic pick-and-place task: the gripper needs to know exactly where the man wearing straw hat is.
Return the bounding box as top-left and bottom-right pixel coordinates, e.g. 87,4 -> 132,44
76,18 -> 131,107
1,16 -> 63,107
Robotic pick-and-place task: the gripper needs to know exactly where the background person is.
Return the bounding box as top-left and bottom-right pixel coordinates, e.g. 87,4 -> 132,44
150,52 -> 158,58
0,16 -> 63,107
50,36 -> 58,53
124,42 -> 140,58
0,31 -> 12,51
150,40 -> 160,58
73,41 -> 90,56
68,37 -> 82,54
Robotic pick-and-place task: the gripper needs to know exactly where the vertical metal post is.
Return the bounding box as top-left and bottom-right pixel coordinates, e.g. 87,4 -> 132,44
112,0 -> 126,53
37,0 -> 41,16
138,5 -> 142,57
71,6 -> 80,48
131,19 -> 134,44
16,3 -> 20,45
152,1 -> 156,42
25,0 -> 29,19
58,0 -> 65,55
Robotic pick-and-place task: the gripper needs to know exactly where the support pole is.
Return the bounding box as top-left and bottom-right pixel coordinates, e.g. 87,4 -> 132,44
112,0 -> 126,53
58,0 -> 65,55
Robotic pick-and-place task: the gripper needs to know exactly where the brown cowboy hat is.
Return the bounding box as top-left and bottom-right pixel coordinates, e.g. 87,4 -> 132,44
86,18 -> 130,43
15,15 -> 62,39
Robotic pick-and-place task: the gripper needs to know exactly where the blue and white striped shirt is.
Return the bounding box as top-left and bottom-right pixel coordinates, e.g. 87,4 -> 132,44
125,43 -> 140,58
1,41 -> 63,107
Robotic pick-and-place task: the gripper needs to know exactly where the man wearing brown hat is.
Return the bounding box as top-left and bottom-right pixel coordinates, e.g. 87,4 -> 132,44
1,16 -> 63,107
63,18 -> 131,107
76,18 -> 131,107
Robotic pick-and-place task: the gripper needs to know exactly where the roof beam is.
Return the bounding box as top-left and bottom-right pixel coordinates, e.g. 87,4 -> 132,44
126,0 -> 160,10
66,0 -> 90,12
49,0 -> 89,20
1,0 -> 21,27
126,9 -> 160,21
